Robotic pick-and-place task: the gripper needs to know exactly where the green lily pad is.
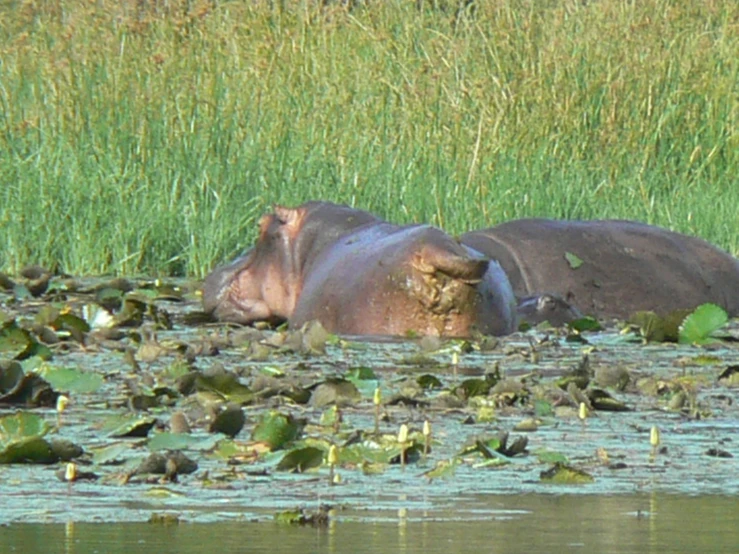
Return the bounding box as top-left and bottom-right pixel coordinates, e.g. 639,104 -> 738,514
457,378 -> 493,398
0,321 -> 44,359
35,365 -> 103,394
309,378 -> 361,407
0,365 -> 58,407
89,442 -> 134,465
176,369 -> 254,404
421,458 -> 460,480
52,313 -> 90,342
417,374 -> 444,389
679,303 -> 729,345
147,432 -> 220,452
344,367 -> 379,396
0,411 -> 49,439
0,412 -> 56,464
103,414 -> 158,438
534,450 -> 569,464
276,445 -> 325,472
540,463 -> 594,484
568,317 -> 602,333
251,411 -> 303,451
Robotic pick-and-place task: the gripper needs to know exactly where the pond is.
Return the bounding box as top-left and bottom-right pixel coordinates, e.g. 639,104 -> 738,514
0,276 -> 738,550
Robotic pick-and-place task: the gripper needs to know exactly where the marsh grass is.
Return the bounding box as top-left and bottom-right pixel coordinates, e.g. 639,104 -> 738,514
1,0 -> 738,276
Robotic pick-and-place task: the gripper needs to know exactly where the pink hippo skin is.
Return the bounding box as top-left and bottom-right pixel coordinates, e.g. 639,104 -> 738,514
460,219 -> 739,320
203,202 -> 517,337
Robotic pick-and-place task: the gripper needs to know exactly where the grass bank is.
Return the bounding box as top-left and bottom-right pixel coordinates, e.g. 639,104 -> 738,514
1,0 -> 738,276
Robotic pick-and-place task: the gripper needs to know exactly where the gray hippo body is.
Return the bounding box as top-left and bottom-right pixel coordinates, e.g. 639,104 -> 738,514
461,219 -> 739,319
204,202 -> 518,337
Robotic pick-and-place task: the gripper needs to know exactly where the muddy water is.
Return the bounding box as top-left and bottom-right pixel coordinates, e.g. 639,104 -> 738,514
2,494 -> 738,554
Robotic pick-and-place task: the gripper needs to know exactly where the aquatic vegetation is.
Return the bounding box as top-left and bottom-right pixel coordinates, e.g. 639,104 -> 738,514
0,271 -> 738,522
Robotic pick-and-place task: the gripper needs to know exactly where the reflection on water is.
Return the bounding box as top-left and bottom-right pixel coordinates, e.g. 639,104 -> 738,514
2,494 -> 737,554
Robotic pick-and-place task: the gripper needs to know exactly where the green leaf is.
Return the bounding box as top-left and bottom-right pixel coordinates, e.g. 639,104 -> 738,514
147,432 -> 220,452
0,412 -> 55,464
0,411 -> 50,440
534,450 -> 569,464
678,303 -> 729,345
35,365 -> 103,394
276,446 -> 324,472
567,317 -> 601,333
540,463 -> 594,484
251,411 -> 303,451
564,252 -> 583,269
103,414 -> 158,438
89,442 -> 133,465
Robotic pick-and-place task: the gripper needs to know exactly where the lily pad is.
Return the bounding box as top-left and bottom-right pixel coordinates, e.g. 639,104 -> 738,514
35,365 -> 103,394
0,320 -> 52,360
251,411 -> 304,451
0,363 -> 58,407
678,303 -> 729,345
540,463 -> 594,484
276,445 -> 325,472
104,414 -> 158,438
148,432 -> 220,452
309,378 -> 361,407
0,412 -> 56,464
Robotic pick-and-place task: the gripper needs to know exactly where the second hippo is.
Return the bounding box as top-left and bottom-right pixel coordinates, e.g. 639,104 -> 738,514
204,202 -> 518,337
461,219 -> 739,319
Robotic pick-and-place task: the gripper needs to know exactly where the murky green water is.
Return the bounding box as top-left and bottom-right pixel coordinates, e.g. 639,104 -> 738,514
2,494 -> 737,554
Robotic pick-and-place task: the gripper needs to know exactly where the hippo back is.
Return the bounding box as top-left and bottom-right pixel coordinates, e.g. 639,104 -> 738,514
461,219 -> 739,319
291,224 -> 517,337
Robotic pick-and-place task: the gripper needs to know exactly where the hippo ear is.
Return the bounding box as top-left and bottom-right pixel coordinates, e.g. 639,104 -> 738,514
273,205 -> 306,235
258,214 -> 274,237
414,245 -> 489,284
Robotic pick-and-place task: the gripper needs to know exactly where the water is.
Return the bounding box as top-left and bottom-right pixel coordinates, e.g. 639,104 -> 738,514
2,494 -> 737,554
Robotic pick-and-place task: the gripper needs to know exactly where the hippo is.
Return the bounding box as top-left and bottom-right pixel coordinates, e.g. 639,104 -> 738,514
516,293 -> 583,327
203,202 -> 518,337
460,219 -> 739,320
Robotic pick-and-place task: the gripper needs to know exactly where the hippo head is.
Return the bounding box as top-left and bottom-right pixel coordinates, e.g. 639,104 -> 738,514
516,293 -> 583,327
202,202 -> 382,325
202,207 -> 306,325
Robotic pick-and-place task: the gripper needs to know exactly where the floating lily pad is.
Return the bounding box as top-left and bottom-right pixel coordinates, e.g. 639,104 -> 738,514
0,320 -> 52,360
176,368 -> 254,404
35,365 -> 103,394
534,450 -> 569,464
568,317 -> 602,333
104,414 -> 158,438
89,442 -> 134,465
417,374 -> 444,389
276,445 -> 325,472
421,458 -> 460,480
679,303 -> 729,345
251,411 -> 304,451
148,432 -> 220,452
0,412 -> 55,464
309,378 -> 361,407
0,362 -> 58,407
274,506 -> 330,527
587,388 -> 631,411
540,463 -> 594,484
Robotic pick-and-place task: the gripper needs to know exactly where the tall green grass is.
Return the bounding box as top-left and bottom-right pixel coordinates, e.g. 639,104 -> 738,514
1,0 -> 738,276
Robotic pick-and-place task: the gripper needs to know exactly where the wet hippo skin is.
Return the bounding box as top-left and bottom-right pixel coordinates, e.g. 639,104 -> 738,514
204,202 -> 518,337
461,219 -> 739,319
